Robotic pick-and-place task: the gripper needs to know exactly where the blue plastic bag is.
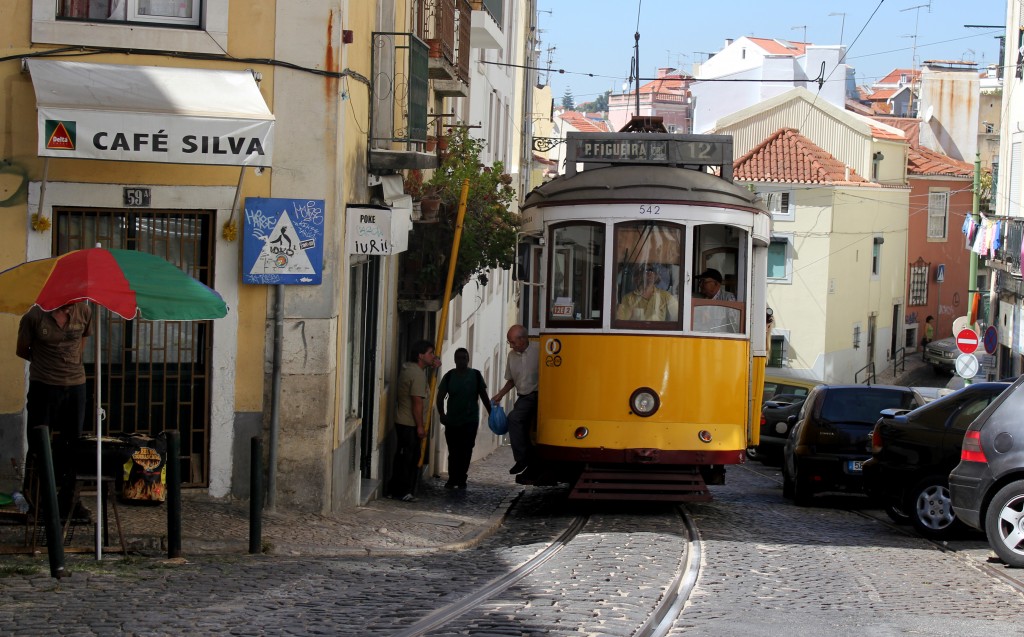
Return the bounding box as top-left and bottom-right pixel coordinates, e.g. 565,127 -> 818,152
488,403 -> 508,435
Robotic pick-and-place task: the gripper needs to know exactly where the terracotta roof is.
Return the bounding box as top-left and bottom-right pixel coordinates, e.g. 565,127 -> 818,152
746,37 -> 808,56
733,128 -> 875,186
868,88 -> 898,101
867,122 -> 905,141
872,117 -> 920,146
846,98 -> 874,116
907,146 -> 974,177
638,73 -> 691,95
558,111 -> 611,133
876,68 -> 919,86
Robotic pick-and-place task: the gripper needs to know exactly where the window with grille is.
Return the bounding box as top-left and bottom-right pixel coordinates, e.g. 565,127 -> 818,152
909,261 -> 928,305
766,191 -> 794,220
768,335 -> 786,367
56,208 -> 214,487
927,190 -> 949,239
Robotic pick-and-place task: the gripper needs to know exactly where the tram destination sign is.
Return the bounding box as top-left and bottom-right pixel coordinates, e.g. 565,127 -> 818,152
569,134 -> 730,167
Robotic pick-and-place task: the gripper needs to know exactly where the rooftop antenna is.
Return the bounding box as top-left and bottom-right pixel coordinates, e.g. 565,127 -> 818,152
633,30 -> 641,116
791,25 -> 807,44
901,2 -> 932,71
965,24 -> 1006,79
828,12 -> 846,46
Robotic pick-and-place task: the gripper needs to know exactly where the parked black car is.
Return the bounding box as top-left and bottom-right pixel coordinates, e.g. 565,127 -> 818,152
863,382 -> 1010,538
782,385 -> 923,506
755,394 -> 808,463
950,375 -> 1024,567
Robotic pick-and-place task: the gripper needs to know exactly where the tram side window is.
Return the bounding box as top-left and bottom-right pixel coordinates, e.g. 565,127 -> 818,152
548,223 -> 605,324
612,222 -> 682,327
692,225 -> 747,334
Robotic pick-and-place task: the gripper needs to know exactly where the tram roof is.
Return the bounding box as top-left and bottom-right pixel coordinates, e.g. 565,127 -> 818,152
521,164 -> 763,213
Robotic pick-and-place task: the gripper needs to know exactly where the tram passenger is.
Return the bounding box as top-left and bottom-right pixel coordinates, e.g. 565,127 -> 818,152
491,324 -> 538,475
694,268 -> 739,333
615,265 -> 679,322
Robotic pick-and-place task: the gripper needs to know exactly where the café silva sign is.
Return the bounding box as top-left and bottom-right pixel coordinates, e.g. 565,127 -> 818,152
38,115 -> 274,167
29,59 -> 275,167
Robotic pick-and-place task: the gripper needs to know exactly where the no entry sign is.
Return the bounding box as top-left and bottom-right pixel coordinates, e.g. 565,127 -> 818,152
956,328 -> 980,355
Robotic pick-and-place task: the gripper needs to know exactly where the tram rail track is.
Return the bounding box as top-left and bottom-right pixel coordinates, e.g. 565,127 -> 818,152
392,504 -> 701,637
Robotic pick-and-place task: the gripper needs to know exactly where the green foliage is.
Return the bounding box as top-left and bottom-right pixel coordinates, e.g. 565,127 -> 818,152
577,91 -> 610,113
412,127 -> 520,292
561,87 -> 576,111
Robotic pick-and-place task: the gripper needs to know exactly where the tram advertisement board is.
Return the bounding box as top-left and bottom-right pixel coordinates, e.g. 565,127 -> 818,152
242,197 -> 324,285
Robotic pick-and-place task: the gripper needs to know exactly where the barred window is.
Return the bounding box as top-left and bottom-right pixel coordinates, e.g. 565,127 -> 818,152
909,260 -> 928,306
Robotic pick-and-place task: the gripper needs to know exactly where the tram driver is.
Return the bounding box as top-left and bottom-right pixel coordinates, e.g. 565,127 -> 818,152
615,264 -> 679,322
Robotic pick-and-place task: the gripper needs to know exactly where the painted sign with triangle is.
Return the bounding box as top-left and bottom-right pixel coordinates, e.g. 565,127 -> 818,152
242,197 -> 324,285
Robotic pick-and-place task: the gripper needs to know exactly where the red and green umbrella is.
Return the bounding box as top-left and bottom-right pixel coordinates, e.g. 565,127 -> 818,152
0,247 -> 227,559
0,247 -> 227,319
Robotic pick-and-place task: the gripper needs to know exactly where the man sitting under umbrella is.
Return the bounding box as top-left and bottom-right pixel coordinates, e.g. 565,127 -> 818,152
16,302 -> 93,523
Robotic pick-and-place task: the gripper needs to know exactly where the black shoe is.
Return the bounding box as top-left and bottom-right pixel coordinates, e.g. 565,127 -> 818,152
509,461 -> 529,475
444,481 -> 457,489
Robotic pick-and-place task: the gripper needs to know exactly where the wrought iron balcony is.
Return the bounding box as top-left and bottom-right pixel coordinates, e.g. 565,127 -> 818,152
368,32 -> 437,172
994,217 -> 1023,275
422,0 -> 470,92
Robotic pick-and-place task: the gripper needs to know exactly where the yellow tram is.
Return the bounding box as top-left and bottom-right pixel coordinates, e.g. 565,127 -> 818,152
517,129 -> 772,500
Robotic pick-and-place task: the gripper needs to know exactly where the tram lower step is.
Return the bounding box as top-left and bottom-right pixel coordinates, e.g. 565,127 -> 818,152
568,464 -> 713,502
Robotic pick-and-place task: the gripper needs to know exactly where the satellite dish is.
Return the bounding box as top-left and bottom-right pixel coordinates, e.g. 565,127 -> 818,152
922,105 -> 934,122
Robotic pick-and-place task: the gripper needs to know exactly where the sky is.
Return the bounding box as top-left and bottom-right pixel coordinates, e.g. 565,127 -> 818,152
535,0 -> 1007,105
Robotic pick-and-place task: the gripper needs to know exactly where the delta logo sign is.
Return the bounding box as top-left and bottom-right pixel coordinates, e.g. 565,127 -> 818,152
44,120 -> 76,151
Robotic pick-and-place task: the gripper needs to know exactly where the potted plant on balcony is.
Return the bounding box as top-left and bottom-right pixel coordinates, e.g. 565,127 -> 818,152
401,127 -> 519,297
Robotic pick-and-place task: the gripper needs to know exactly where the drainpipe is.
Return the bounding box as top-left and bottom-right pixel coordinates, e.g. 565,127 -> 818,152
267,284 -> 284,510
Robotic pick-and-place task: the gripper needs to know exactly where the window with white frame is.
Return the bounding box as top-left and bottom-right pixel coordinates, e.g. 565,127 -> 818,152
767,234 -> 793,283
927,189 -> 949,239
34,0 -> 228,53
768,334 -> 787,367
766,191 -> 795,220
56,0 -> 202,26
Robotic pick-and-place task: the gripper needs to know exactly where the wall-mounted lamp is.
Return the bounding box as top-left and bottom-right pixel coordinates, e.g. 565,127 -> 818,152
872,151 -> 884,161
873,237 -> 885,245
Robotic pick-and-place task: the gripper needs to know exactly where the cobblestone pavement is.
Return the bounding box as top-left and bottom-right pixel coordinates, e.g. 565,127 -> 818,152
1,445 -> 523,558
670,463 -> 1024,637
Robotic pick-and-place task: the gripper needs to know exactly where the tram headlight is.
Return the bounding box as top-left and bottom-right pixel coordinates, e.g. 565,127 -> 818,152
629,387 -> 660,417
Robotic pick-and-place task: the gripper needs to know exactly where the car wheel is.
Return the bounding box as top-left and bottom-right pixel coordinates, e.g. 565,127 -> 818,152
984,480 -> 1024,568
792,468 -> 813,507
910,477 -> 961,539
782,463 -> 794,499
884,502 -> 911,525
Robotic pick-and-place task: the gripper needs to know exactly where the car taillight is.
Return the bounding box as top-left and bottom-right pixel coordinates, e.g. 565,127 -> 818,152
760,413 -> 766,426
961,430 -> 988,463
871,428 -> 882,454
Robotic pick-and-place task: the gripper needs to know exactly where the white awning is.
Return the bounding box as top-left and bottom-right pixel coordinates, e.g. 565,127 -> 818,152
28,59 -> 274,167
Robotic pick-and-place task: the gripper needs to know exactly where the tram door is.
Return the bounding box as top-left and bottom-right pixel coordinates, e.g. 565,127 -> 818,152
55,208 -> 216,486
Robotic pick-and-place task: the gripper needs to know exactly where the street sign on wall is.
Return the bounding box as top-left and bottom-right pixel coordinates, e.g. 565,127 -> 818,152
242,197 -> 324,285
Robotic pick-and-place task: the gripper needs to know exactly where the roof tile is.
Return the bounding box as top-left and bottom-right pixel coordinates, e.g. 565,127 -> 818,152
733,127 -> 875,186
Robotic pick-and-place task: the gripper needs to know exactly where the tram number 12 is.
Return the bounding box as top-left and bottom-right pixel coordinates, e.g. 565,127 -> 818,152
639,204 -> 661,215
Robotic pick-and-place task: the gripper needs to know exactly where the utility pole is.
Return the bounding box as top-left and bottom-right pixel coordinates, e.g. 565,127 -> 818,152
967,153 -> 982,384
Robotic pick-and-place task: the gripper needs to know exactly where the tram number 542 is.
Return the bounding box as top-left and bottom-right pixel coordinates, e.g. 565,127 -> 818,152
639,204 -> 661,215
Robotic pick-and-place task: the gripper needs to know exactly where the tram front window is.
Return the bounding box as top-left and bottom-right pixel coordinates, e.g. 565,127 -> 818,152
613,222 -> 682,327
548,223 -> 605,324
692,224 -> 747,334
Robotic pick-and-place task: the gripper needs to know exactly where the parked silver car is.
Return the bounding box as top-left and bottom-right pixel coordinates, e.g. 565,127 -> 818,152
923,336 -> 983,375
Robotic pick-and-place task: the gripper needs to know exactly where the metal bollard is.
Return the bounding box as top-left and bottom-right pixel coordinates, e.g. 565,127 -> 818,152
165,430 -> 181,559
249,437 -> 263,554
31,426 -> 65,579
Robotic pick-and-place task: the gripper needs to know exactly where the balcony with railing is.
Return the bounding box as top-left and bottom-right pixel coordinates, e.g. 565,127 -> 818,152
470,0 -> 503,50
994,217 -> 1023,275
368,32 -> 437,172
421,0 -> 469,95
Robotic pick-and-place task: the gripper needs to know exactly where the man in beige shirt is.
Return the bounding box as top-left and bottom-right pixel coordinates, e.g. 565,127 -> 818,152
491,324 -> 539,474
